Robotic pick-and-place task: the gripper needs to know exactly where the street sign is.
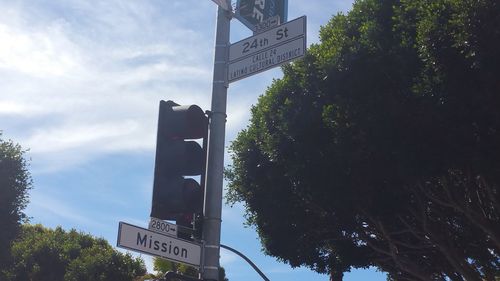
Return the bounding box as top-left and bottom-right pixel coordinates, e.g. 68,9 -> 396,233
148,217 -> 177,237
254,15 -> 280,34
228,16 -> 306,83
211,0 -> 231,11
235,0 -> 288,32
229,16 -> 306,61
117,222 -> 201,267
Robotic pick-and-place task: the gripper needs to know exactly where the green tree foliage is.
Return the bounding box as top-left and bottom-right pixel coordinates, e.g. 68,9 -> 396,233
226,0 -> 500,280
0,133 -> 32,276
4,224 -> 146,281
153,257 -> 228,281
153,257 -> 177,273
153,257 -> 197,279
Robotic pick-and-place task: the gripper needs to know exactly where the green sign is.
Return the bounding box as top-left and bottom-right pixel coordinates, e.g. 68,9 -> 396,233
235,0 -> 288,31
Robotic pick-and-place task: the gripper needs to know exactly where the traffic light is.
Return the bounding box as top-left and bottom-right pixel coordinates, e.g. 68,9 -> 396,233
150,100 -> 208,222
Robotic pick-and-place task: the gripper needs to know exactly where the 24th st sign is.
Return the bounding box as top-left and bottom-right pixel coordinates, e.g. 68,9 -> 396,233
228,16 -> 306,83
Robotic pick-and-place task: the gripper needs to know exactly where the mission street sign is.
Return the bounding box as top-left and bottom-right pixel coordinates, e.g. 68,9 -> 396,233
148,217 -> 178,237
228,16 -> 306,83
117,222 -> 201,267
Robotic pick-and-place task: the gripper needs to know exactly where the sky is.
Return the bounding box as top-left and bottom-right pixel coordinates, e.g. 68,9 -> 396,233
0,0 -> 387,280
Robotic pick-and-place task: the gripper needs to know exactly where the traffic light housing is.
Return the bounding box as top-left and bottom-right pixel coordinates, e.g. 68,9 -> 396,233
150,100 -> 208,222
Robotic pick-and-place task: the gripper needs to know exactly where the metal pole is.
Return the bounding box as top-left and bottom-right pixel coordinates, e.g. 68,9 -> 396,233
220,244 -> 270,281
202,4 -> 230,281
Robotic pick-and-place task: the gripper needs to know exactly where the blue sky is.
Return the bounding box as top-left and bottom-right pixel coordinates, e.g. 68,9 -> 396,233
1,0 -> 387,280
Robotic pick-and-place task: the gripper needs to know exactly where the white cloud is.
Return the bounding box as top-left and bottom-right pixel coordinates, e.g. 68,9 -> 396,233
24,119 -> 145,153
28,191 -> 106,229
0,101 -> 46,116
0,0 -> 218,173
0,23 -> 79,77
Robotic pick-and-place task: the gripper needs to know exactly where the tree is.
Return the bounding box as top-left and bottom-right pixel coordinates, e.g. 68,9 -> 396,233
226,0 -> 500,280
0,133 -> 32,277
153,257 -> 228,281
4,224 -> 146,281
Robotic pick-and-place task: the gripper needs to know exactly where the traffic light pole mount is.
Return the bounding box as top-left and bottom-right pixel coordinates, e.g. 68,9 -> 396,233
202,5 -> 231,281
